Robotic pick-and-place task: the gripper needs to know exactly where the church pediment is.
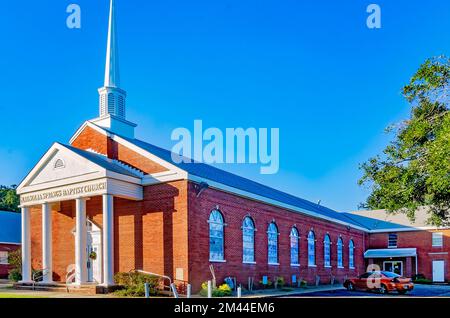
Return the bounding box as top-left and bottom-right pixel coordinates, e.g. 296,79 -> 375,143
26,146 -> 101,187
17,143 -> 142,197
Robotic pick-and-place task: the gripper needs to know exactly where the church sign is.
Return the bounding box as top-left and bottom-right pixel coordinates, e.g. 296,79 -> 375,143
20,181 -> 107,205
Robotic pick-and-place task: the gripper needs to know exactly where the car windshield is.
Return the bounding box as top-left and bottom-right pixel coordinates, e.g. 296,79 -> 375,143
382,271 -> 401,278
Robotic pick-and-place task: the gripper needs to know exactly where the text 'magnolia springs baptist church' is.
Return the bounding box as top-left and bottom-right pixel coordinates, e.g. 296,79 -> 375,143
15,0 -> 449,293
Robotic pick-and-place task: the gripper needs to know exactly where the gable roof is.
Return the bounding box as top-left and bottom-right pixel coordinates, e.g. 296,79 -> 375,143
0,211 -> 21,244
61,143 -> 142,178
84,122 -> 367,230
342,213 -> 415,231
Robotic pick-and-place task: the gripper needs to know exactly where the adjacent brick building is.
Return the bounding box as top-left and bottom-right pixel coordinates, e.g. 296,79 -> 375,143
0,211 -> 21,278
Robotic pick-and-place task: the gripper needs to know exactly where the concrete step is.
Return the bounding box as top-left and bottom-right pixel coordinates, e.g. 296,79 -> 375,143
14,283 -> 100,295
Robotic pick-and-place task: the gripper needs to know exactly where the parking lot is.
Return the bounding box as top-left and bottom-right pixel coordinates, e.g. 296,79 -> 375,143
293,284 -> 450,297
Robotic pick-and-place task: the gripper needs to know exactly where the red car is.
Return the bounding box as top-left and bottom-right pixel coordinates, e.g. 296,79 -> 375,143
344,271 -> 414,294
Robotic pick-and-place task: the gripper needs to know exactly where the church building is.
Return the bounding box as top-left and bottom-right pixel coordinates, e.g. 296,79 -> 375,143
15,0 -> 448,294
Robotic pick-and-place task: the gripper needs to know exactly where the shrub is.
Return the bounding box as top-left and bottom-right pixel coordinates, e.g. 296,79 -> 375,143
113,272 -> 160,297
299,280 -> 308,288
8,250 -> 21,269
276,277 -> 285,288
199,282 -> 233,297
8,268 -> 22,282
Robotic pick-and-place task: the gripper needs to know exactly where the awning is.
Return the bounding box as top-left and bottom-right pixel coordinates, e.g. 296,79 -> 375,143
364,248 -> 417,259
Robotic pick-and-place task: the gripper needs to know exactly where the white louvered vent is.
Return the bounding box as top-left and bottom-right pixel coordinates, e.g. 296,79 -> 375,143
54,159 -> 65,169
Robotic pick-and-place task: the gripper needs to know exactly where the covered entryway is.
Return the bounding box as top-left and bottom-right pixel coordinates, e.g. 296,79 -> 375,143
16,143 -> 143,287
364,248 -> 417,277
432,260 -> 445,282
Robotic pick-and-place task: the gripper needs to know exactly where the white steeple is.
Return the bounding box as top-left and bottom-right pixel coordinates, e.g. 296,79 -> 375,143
104,0 -> 120,88
93,0 -> 136,138
98,0 -> 127,119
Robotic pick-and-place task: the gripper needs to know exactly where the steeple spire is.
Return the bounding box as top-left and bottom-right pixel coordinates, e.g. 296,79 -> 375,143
92,0 -> 136,139
98,0 -> 127,119
104,0 -> 120,87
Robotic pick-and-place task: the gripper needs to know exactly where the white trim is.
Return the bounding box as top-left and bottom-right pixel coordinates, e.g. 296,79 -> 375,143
290,263 -> 300,267
308,264 -> 317,268
349,266 -> 355,270
268,262 -> 280,266
110,134 -> 187,175
0,242 -> 21,245
243,261 -> 257,265
69,121 -> 110,145
428,252 -> 448,255
337,266 -> 344,269
369,226 -> 450,233
324,265 -> 332,268
209,259 -> 226,263
188,175 -> 368,232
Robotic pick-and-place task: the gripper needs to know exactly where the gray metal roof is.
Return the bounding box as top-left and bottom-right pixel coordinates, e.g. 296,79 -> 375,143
342,212 -> 415,231
364,248 -> 417,258
113,134 -> 366,228
0,211 -> 21,244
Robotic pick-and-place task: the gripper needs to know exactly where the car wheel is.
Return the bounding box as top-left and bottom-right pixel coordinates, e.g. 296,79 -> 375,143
378,284 -> 388,294
346,282 -> 354,291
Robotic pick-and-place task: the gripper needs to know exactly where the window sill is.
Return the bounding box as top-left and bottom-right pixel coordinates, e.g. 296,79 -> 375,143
432,245 -> 443,248
268,263 -> 280,266
209,259 -> 226,263
324,265 -> 332,268
290,263 -> 300,267
308,264 -> 317,268
349,267 -> 355,270
243,261 -> 256,265
337,266 -> 344,269
388,246 -> 397,249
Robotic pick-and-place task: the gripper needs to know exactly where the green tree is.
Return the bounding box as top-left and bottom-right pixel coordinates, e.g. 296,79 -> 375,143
0,185 -> 20,212
359,56 -> 450,226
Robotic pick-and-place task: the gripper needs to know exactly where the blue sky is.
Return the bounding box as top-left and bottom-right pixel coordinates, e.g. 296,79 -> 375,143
0,0 -> 449,212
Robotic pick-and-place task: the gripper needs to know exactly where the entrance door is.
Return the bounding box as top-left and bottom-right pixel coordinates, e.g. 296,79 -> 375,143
432,260 -> 445,282
383,261 -> 403,276
86,221 -> 102,283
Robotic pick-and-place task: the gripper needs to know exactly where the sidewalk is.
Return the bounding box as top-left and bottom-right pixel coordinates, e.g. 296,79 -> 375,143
242,284 -> 345,298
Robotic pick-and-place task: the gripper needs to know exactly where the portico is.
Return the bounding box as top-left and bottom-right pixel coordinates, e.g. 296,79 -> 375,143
17,143 -> 143,287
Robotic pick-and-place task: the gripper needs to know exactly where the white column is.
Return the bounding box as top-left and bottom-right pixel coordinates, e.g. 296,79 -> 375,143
20,206 -> 32,283
75,198 -> 87,285
42,203 -> 53,283
102,194 -> 114,286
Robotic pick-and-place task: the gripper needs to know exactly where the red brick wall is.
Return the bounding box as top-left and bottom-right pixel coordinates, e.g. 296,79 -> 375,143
187,182 -> 366,292
28,180 -> 189,284
368,230 -> 450,281
71,126 -> 168,174
0,243 -> 20,278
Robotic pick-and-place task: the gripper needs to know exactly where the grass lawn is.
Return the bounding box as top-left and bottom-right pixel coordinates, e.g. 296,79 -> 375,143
0,293 -> 47,298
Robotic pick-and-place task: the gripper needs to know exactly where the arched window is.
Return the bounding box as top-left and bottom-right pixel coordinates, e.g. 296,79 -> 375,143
290,227 -> 299,266
209,210 -> 224,261
324,234 -> 331,267
307,231 -> 316,266
242,217 -> 255,263
337,237 -> 344,268
267,222 -> 279,264
349,239 -> 355,269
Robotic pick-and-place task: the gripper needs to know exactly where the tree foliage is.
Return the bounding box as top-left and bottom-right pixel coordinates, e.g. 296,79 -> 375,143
359,56 -> 450,226
0,185 -> 20,212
